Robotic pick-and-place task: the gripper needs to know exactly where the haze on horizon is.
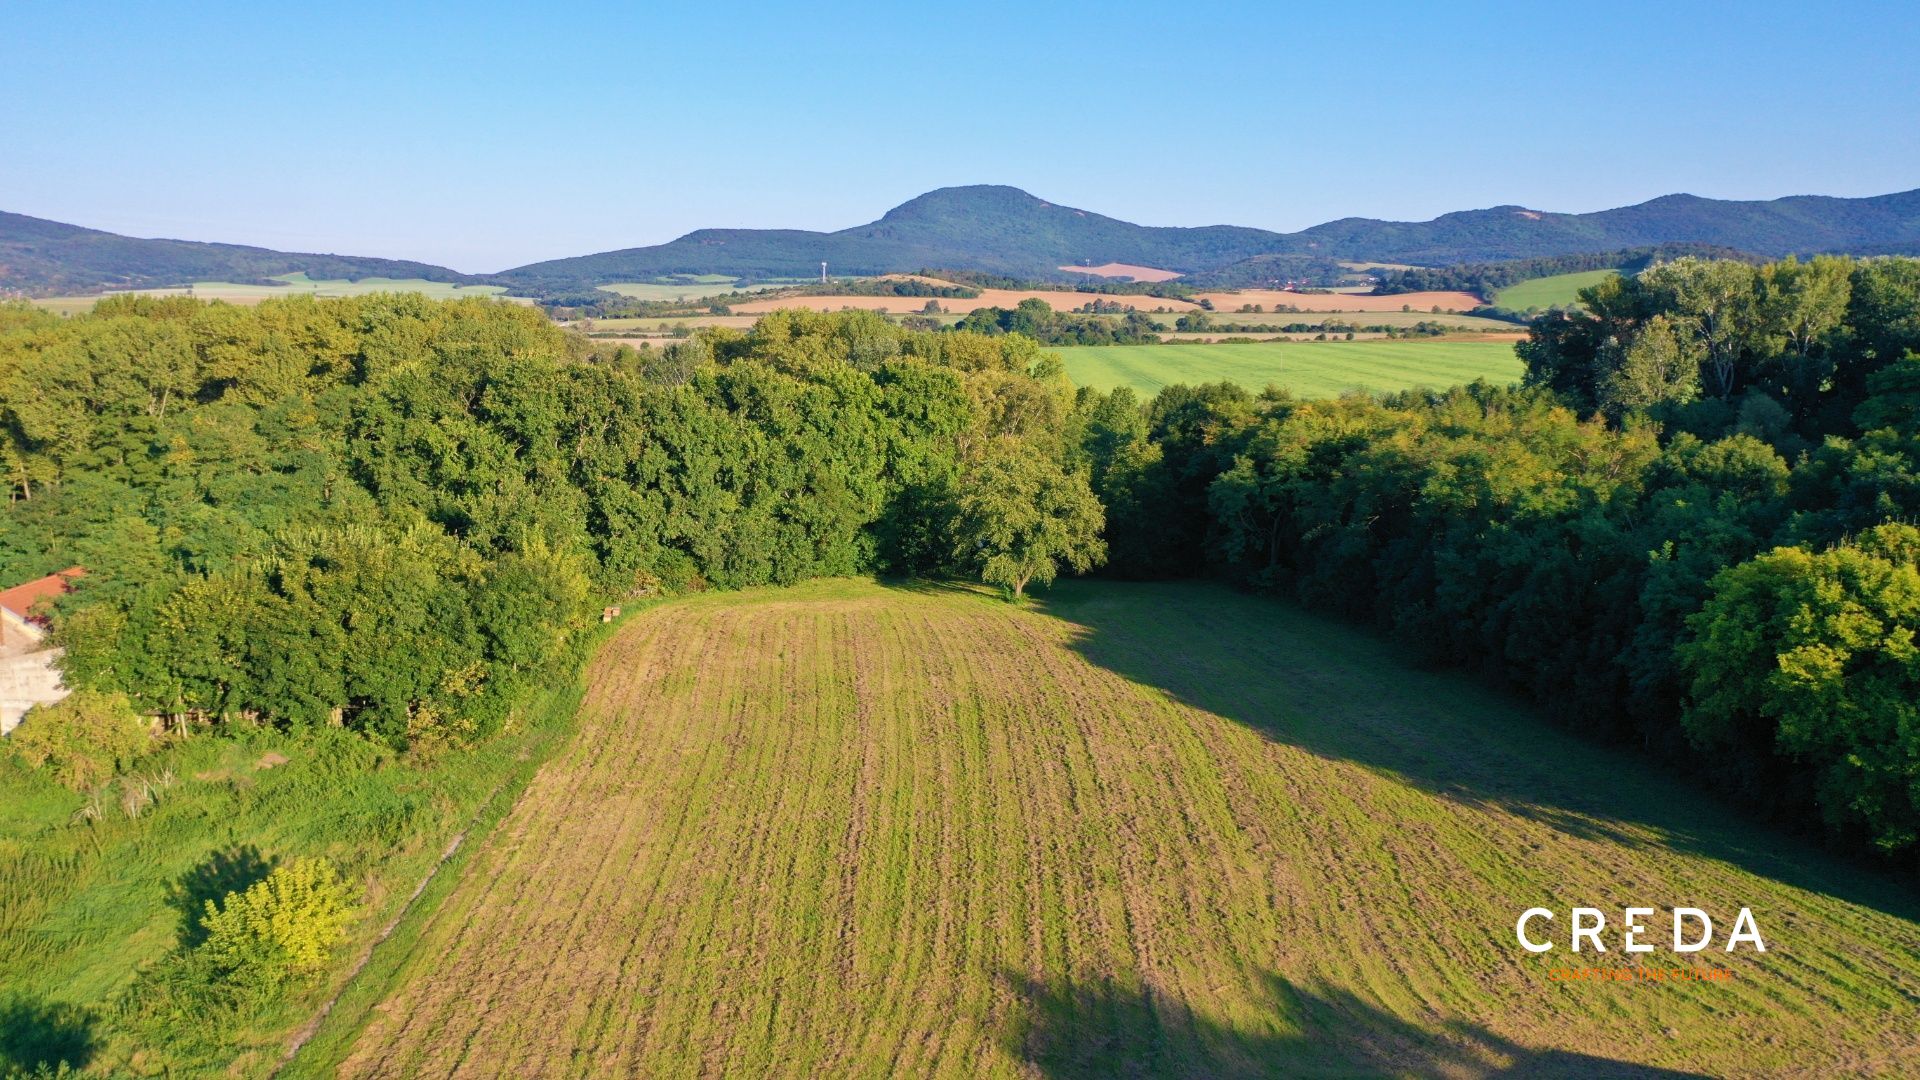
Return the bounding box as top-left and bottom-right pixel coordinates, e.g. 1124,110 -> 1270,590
4,0 -> 1916,273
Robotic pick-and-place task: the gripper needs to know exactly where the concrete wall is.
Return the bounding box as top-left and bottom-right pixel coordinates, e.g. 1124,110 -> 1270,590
0,646 -> 68,736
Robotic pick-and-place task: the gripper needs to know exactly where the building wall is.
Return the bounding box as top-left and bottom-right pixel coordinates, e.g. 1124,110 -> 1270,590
0,645 -> 68,736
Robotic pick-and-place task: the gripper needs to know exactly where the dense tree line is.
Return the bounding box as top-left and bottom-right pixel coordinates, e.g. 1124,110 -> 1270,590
1173,313 -> 1443,338
8,252 -> 1920,859
1176,254 -> 1356,291
1061,255 -> 1920,854
788,278 -> 980,299
1374,242 -> 1758,295
955,299 -> 1161,345
927,269 -> 1197,301
1371,245 -> 1756,300
0,298 -> 1099,753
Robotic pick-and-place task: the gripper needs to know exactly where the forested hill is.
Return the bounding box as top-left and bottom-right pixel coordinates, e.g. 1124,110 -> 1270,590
11,185 -> 1920,296
496,184 -> 1920,288
0,210 -> 479,295
1276,188 -> 1920,265
494,186 -> 1291,288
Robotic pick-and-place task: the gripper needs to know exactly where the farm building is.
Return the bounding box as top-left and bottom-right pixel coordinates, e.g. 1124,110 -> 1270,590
0,566 -> 82,735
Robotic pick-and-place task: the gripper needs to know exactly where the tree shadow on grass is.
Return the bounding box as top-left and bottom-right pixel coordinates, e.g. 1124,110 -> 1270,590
1002,966 -> 1710,1079
0,996 -> 95,1074
1032,578 -> 1920,924
877,576 -> 1000,601
169,844 -> 274,948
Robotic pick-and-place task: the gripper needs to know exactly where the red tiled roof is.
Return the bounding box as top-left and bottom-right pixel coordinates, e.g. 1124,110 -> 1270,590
0,566 -> 84,624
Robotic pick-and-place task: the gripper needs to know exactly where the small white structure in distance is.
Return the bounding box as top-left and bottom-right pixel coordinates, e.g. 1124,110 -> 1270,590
0,567 -> 82,735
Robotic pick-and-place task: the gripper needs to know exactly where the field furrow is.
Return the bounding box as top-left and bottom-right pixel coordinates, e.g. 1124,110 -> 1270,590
321,580 -> 1920,1079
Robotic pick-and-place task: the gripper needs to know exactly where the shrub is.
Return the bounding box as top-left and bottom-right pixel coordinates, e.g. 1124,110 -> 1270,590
4,690 -> 149,790
1678,524 -> 1920,851
199,857 -> 358,988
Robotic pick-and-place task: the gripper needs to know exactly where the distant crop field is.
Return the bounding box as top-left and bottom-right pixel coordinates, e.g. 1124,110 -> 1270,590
578,315 -> 763,332
1494,269 -> 1618,311
729,288 -> 1200,315
595,280 -> 790,302
1057,262 -> 1183,282
26,295 -> 108,316
715,287 -> 1498,319
33,273 -> 523,312
1164,309 -> 1521,332
301,579 -> 1920,1078
1191,288 -> 1483,312
1051,339 -> 1525,397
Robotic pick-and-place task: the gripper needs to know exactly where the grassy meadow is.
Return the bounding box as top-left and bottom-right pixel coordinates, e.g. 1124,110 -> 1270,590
1493,269 -> 1618,312
1052,339 -> 1525,397
296,579 -> 1920,1078
0,676 -> 590,1075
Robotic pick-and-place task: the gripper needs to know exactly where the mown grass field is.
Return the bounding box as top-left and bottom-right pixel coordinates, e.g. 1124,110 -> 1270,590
1052,340 -> 1525,397
1494,270 -> 1618,312
305,579 -> 1920,1079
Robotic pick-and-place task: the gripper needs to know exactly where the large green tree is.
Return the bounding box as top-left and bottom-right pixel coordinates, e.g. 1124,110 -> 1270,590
1678,524 -> 1920,851
951,446 -> 1106,599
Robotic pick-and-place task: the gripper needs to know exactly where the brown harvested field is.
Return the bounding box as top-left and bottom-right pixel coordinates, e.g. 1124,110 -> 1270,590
1160,331 -> 1526,344
874,273 -> 970,287
313,579 -> 1920,1079
728,289 -> 1200,315
1057,262 -> 1184,282
1191,289 -> 1485,312
725,286 -> 1487,318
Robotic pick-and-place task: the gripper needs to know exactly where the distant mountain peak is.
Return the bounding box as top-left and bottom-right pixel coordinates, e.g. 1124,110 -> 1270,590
12,183 -> 1920,298
876,185 -> 1060,222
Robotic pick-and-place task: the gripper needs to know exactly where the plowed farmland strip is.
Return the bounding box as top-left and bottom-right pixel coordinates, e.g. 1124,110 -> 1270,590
324,579 -> 1920,1079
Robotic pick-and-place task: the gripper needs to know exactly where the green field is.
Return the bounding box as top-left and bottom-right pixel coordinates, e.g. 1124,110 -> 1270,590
1494,269 -> 1619,312
1051,340 -> 1525,397
33,273 -> 520,314
294,579 -> 1920,1077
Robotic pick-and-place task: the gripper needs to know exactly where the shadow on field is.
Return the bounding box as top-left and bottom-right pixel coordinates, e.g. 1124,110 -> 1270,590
170,844 -> 275,947
1032,578 -> 1920,924
1001,967 -> 1708,1079
0,995 -> 96,1074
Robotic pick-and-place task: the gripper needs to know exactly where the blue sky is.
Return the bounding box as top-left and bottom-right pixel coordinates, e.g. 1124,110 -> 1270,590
3,1 -> 1916,272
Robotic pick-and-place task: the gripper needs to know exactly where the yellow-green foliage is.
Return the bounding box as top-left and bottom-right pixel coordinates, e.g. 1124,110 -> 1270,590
5,689 -> 149,790
201,857 -> 358,982
1048,339 -> 1523,397
1680,523 -> 1920,850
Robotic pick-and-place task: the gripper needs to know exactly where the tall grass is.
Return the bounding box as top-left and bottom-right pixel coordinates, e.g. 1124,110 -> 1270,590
0,665 -> 593,1076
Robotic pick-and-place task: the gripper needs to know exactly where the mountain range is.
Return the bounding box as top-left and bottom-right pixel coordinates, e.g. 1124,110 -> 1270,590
0,210 -> 481,296
6,184 -> 1920,298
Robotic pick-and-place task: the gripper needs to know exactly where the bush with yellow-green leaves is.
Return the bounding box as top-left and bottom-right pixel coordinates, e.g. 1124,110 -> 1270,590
200,856 -> 359,988
4,690 -> 149,790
